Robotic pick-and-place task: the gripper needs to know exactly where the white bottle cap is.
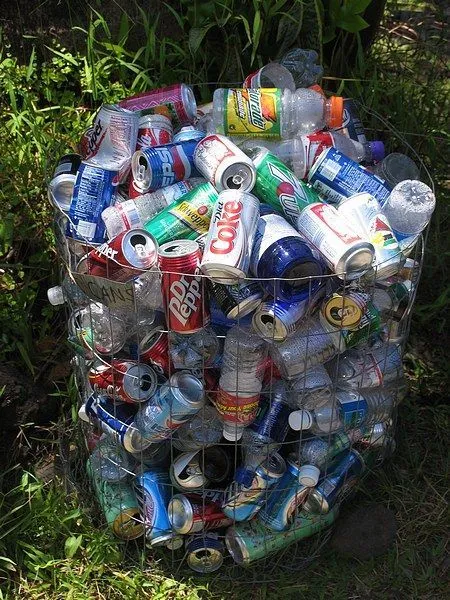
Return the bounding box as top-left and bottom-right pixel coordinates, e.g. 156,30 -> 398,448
47,286 -> 65,305
298,464 -> 320,487
222,423 -> 243,441
288,409 -> 312,431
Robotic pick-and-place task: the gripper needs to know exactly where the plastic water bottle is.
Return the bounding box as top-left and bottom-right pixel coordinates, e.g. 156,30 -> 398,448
89,434 -> 134,482
326,344 -> 403,390
289,365 -> 334,410
47,275 -> 89,306
172,405 -> 224,451
212,88 -> 343,138
277,48 -> 323,88
288,386 -> 396,435
239,131 -> 384,179
374,153 -> 420,188
133,269 -> 163,312
81,302 -> 128,355
169,327 -> 220,369
219,326 -> 268,395
381,180 -> 435,245
101,179 -> 205,238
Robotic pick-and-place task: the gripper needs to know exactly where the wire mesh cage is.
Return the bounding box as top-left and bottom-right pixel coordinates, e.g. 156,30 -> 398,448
48,97 -> 432,582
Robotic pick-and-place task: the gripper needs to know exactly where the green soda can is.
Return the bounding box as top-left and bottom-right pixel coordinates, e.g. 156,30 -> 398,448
225,507 -> 338,565
245,147 -> 320,227
143,182 -> 219,245
86,458 -> 144,540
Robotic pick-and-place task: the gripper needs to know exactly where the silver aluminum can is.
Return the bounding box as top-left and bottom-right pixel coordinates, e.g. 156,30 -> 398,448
48,154 -> 82,212
185,532 -> 224,573
201,190 -> 260,284
85,104 -> 139,171
296,202 -> 374,280
194,134 -> 256,192
169,446 -> 232,491
337,193 -> 404,280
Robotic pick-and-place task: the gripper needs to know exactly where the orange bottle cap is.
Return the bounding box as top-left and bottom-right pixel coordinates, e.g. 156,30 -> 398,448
328,96 -> 344,128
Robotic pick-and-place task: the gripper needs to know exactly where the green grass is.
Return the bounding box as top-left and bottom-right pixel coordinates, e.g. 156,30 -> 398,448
0,0 -> 448,598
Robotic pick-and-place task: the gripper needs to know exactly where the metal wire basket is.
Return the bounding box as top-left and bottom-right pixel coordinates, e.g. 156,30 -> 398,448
53,105 -> 431,582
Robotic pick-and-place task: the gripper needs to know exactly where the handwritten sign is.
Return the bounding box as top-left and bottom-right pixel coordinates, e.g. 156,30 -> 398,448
72,272 -> 135,310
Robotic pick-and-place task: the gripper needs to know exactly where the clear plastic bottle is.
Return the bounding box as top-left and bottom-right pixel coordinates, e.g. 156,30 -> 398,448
89,434 -> 134,482
81,302 -> 128,355
172,405 -> 223,451
219,326 -> 267,395
277,48 -> 323,88
288,386 -> 395,435
326,343 -> 403,390
381,179 -> 435,244
374,153 -> 420,188
169,327 -> 220,369
133,269 -> 163,312
239,132 -> 384,179
243,62 -> 296,90
289,365 -> 334,410
47,275 -> 89,306
212,88 -> 343,138
102,178 -> 205,238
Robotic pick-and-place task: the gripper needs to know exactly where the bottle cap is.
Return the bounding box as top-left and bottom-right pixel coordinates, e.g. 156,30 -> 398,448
298,464 -> 320,487
47,286 -> 65,305
369,141 -> 385,163
288,410 -> 312,431
328,96 -> 344,129
222,423 -> 243,441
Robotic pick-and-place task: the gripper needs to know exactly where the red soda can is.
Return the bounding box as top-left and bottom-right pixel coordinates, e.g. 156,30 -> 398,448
136,114 -> 173,150
128,177 -> 144,199
82,229 -> 158,282
159,240 -> 209,334
79,125 -> 94,159
118,84 -> 197,129
168,493 -> 233,535
88,359 -> 158,403
127,329 -> 173,376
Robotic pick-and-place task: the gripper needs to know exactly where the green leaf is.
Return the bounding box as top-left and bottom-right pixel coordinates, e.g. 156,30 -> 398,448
251,9 -> 263,65
64,535 -> 83,559
336,14 -> 369,33
188,25 -> 215,55
345,0 -> 373,15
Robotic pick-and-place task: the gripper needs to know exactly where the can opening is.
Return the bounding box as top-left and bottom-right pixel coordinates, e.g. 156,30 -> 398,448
226,174 -> 243,189
130,234 -> 147,248
260,314 -> 274,327
194,549 -> 213,560
140,373 -> 153,392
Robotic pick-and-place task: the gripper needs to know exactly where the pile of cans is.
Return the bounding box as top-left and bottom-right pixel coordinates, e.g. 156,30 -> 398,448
48,73 -> 425,575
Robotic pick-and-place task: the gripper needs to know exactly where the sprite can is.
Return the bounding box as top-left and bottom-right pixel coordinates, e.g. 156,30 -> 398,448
144,182 -> 219,245
246,147 -> 320,227
86,458 -> 144,540
225,507 -> 338,565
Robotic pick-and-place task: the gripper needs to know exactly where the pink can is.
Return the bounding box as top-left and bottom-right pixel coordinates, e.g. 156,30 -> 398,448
136,114 -> 173,150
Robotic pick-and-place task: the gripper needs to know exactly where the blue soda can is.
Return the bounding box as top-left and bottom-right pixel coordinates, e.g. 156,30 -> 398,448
304,449 -> 365,514
258,458 -> 312,531
221,453 -> 286,522
67,162 -> 119,243
210,300 -> 253,334
250,213 -> 325,302
134,471 -> 176,546
308,147 -> 392,205
83,393 -> 151,454
247,381 -> 291,446
131,140 -> 201,191
252,284 -> 324,342
173,126 -> 206,143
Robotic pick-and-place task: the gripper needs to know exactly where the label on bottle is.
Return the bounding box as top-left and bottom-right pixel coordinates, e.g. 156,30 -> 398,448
214,389 -> 260,425
223,89 -> 282,138
338,394 -> 368,428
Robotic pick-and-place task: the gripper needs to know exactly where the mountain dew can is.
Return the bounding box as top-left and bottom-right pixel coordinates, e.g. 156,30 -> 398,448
225,507 -> 338,564
86,458 -> 144,540
144,182 -> 219,244
246,147 -> 320,226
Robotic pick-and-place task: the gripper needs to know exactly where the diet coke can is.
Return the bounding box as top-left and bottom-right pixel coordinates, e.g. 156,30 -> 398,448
84,104 -> 139,171
159,239 -> 209,334
136,114 -> 173,150
200,190 -> 260,284
81,229 -> 158,282
88,359 -> 158,403
194,134 -> 256,192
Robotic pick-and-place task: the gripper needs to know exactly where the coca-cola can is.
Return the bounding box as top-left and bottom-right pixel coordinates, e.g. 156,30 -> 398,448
194,134 -> 256,192
136,114 -> 173,150
200,190 -> 260,284
158,239 -> 209,334
83,104 -> 139,171
168,493 -> 233,535
81,229 -> 158,282
88,359 -> 158,403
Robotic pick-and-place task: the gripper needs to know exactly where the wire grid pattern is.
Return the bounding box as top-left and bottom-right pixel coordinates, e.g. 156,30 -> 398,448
55,107 -> 430,582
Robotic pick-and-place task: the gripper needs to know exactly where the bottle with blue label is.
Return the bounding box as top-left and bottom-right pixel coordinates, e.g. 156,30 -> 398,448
288,386 -> 395,436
